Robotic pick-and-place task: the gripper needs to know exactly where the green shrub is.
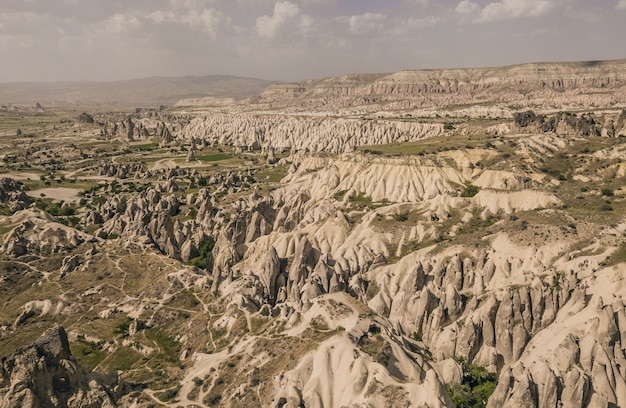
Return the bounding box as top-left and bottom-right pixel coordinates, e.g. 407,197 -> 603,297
114,317 -> 132,337
446,358 -> 497,408
461,182 -> 481,198
601,188 -> 614,197
35,199 -> 78,217
188,238 -> 215,269
600,203 -> 614,211
393,213 -> 409,222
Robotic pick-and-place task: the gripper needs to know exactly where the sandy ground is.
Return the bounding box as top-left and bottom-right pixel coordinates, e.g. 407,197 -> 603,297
26,187 -> 81,202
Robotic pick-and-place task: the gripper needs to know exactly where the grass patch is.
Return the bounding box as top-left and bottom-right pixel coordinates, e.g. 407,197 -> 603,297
34,198 -> 78,216
105,347 -> 142,371
333,190 -> 347,200
165,289 -> 201,310
197,153 -> 233,163
250,316 -> 270,334
538,152 -> 571,181
255,164 -> 289,183
602,241 -> 626,267
70,338 -> 107,371
114,316 -> 132,337
348,192 -> 389,210
0,205 -> 12,216
134,142 -> 160,151
357,133 -> 497,157
145,328 -> 181,366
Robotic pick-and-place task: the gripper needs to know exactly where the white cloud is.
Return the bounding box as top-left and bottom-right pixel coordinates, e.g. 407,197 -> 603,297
103,14 -> 141,34
147,8 -> 225,39
147,10 -> 177,24
456,0 -> 479,14
348,12 -> 387,35
404,15 -> 442,29
185,8 -> 225,38
256,1 -> 300,38
475,0 -> 560,23
617,0 -> 626,10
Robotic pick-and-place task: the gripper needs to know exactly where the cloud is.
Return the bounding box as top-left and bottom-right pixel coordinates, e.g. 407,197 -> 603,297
455,0 -> 479,14
474,0 -> 560,23
348,13 -> 387,35
185,8 -> 225,38
104,13 -> 142,34
256,1 -> 301,38
0,0 -> 624,83
403,15 -> 442,29
147,7 -> 226,39
147,10 -> 176,24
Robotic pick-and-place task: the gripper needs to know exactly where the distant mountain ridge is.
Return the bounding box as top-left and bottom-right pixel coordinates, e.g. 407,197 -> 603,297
2,58 -> 625,107
254,58 -> 626,109
0,75 -> 278,106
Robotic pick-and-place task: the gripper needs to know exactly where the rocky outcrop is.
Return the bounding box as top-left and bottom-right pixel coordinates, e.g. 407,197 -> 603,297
181,113 -> 443,153
76,112 -> 94,124
486,289 -> 626,408
255,59 -> 626,110
99,163 -> 145,179
0,178 -> 31,213
271,296 -> 453,408
511,110 -> 620,137
102,116 -> 176,142
0,325 -> 133,407
1,210 -> 92,257
156,121 -> 173,144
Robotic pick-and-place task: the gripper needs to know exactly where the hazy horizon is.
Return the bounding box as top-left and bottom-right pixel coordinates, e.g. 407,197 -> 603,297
1,0 -> 625,83
3,56 -> 626,86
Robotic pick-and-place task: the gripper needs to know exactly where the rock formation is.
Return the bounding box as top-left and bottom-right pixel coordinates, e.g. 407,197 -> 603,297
0,325 -> 133,408
3,58 -> 626,407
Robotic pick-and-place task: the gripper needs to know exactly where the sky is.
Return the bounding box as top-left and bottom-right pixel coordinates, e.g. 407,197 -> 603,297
0,0 -> 625,83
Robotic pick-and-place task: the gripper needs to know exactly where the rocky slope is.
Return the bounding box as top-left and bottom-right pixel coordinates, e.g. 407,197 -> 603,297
180,113 -> 443,154
256,59 -> 626,110
3,58 -> 626,407
0,325 -> 133,407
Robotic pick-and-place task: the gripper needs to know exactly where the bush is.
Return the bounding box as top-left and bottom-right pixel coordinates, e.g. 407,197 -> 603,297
600,204 -> 614,211
393,213 -> 409,222
205,394 -> 221,406
461,182 -> 481,198
35,199 -> 77,217
188,238 -> 215,269
601,188 -> 614,197
114,317 -> 132,337
447,358 -> 497,408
